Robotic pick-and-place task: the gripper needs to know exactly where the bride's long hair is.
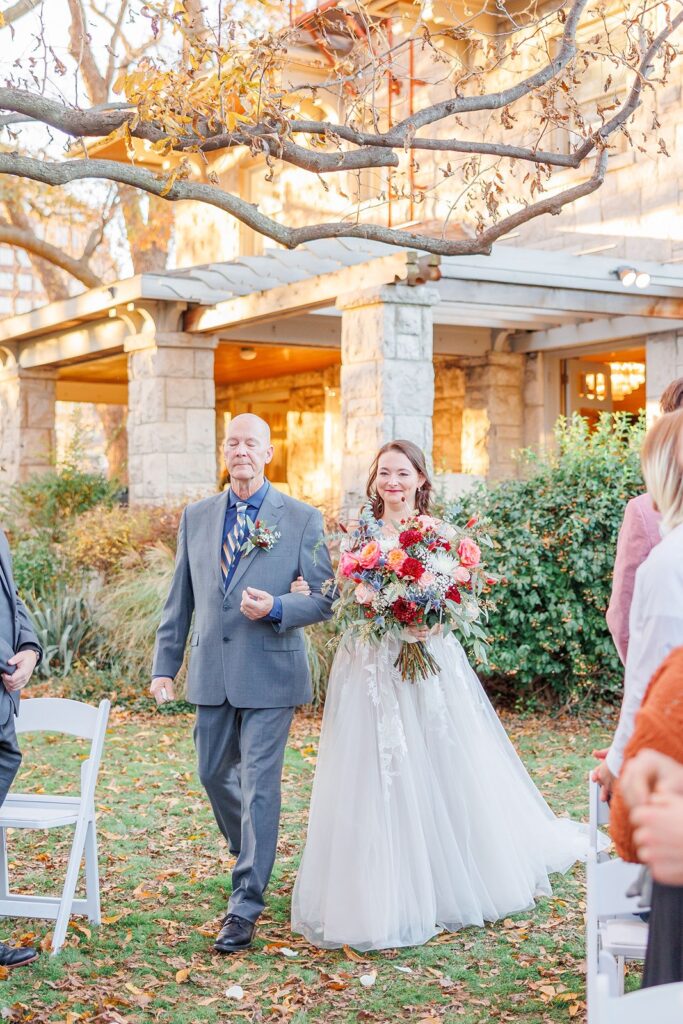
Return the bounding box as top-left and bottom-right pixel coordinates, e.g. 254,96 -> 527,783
366,440 -> 433,519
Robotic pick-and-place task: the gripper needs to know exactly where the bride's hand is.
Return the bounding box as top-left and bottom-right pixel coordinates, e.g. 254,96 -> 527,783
406,623 -> 430,641
290,575 -> 311,596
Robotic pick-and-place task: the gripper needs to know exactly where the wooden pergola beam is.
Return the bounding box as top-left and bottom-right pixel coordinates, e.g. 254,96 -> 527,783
512,314 -> 683,354
184,252 -> 413,333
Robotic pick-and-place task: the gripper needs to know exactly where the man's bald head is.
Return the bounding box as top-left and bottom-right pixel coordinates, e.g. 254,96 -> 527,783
223,414 -> 274,497
228,413 -> 271,446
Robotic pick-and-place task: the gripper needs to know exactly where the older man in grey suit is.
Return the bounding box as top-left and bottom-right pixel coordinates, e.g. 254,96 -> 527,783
151,414 -> 334,953
0,528 -> 42,968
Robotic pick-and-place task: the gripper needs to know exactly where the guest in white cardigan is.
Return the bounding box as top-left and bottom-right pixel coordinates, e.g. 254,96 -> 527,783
593,407 -> 683,801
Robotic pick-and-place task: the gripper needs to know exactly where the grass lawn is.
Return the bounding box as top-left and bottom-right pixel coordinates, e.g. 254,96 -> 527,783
0,703 -> 620,1024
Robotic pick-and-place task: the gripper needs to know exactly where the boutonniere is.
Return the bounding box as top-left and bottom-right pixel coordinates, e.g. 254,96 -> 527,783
241,516 -> 281,556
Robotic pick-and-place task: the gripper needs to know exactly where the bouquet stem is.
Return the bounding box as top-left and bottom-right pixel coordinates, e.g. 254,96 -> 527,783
394,640 -> 441,683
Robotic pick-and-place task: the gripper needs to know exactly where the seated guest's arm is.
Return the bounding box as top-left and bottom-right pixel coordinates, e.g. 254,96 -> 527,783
621,749 -> 683,809
605,613 -> 683,779
606,498 -> 655,665
630,792 -> 683,885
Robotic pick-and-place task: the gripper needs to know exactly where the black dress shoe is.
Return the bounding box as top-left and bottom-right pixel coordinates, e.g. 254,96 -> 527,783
0,942 -> 38,968
214,914 -> 255,953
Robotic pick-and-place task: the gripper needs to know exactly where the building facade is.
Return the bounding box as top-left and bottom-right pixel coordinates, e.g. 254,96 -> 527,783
0,1 -> 682,509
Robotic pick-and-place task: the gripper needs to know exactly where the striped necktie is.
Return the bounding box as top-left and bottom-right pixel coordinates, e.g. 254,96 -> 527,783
221,500 -> 249,588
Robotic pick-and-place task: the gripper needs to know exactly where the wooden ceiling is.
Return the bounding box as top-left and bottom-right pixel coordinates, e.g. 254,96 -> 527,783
214,341 -> 339,384
55,341 -> 341,396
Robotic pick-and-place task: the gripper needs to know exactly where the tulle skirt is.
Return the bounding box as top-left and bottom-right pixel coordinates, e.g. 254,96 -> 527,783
291,633 -> 588,951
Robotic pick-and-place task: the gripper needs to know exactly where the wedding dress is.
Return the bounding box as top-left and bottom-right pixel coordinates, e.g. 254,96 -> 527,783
291,632 -> 589,951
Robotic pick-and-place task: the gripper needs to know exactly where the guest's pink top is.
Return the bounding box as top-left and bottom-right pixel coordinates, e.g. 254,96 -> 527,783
606,493 -> 662,664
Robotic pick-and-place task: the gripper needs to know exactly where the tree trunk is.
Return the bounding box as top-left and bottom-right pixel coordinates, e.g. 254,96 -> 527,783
118,186 -> 173,274
97,404 -> 128,484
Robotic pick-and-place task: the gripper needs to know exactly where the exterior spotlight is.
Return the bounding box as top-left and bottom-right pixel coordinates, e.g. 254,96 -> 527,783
616,266 -> 637,287
239,346 -> 257,361
635,270 -> 651,288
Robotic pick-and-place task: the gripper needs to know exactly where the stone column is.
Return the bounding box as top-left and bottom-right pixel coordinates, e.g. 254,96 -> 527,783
126,332 -> 219,505
0,367 -> 56,486
461,351 -> 525,480
337,284 -> 438,514
523,352 -> 546,453
646,330 -> 683,424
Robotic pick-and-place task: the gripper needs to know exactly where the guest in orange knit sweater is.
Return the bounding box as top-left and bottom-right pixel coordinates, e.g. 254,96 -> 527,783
611,647 -> 683,862
611,645 -> 683,987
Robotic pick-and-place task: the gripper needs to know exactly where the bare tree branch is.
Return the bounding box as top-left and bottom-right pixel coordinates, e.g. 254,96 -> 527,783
0,147 -> 608,257
66,0 -> 109,105
0,214 -> 103,289
0,0 -> 42,26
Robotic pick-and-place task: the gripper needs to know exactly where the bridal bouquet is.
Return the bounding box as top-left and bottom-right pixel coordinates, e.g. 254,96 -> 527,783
332,505 -> 496,682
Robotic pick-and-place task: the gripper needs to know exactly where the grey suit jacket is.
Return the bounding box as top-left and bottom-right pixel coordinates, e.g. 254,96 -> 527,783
152,485 -> 335,708
0,529 -> 42,716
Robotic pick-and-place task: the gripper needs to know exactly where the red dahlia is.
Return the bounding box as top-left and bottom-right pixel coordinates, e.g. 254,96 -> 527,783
398,557 -> 425,580
399,529 -> 422,549
445,584 -> 461,604
392,598 -> 420,624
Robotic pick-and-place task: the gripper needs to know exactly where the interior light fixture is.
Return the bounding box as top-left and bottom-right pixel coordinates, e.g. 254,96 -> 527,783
239,346 -> 257,361
635,270 -> 651,288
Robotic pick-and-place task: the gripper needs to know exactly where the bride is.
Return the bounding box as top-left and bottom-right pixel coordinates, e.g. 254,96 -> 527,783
290,439 -> 588,951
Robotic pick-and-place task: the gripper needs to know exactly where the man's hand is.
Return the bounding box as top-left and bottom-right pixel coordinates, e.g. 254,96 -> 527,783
620,749 -> 683,810
591,759 -> 616,803
150,677 -> 175,705
631,792 -> 683,885
240,587 -> 274,620
3,649 -> 38,692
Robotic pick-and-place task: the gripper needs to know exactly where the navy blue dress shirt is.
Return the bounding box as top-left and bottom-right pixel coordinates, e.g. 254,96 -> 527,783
223,480 -> 282,622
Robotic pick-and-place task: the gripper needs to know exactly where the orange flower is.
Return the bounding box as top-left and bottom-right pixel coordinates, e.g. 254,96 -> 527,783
358,540 -> 381,569
386,548 -> 408,572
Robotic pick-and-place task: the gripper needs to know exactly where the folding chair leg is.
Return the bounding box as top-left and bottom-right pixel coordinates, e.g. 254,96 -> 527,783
617,956 -> 626,996
51,821 -> 87,954
0,828 -> 8,898
84,819 -> 101,925
598,950 -> 620,997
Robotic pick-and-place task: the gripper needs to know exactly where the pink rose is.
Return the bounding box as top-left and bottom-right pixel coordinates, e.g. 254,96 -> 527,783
458,538 -> 481,568
354,582 -> 376,606
358,540 -> 381,569
453,566 -> 471,584
339,550 -> 360,578
417,570 -> 436,590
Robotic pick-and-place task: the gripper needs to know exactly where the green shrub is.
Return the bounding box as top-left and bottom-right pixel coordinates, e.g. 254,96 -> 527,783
470,412 -> 645,708
11,534 -> 67,598
26,585 -> 95,678
2,466 -> 117,542
304,619 -> 338,708
93,543 -> 187,692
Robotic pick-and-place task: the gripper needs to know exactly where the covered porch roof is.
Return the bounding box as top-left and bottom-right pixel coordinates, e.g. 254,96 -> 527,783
1,240 -> 682,376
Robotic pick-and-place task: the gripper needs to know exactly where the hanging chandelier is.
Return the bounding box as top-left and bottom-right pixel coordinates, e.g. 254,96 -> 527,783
609,362 -> 646,402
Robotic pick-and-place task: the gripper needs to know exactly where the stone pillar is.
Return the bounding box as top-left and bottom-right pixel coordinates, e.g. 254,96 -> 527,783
337,284 -> 438,514
523,352 -> 546,453
0,367 -> 56,486
433,357 -> 465,473
461,351 -> 524,480
646,331 -> 683,424
126,332 -> 219,505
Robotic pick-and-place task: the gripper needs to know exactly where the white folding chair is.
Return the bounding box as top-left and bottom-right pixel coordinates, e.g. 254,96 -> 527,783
589,775 -> 612,862
594,972 -> 683,1024
586,847 -> 649,1017
0,697 -> 110,954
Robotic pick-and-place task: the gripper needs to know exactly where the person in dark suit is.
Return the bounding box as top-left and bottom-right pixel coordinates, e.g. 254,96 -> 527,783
0,527 -> 42,968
